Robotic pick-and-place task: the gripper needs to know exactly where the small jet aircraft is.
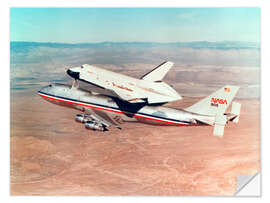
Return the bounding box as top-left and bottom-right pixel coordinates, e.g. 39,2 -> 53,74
38,62 -> 241,137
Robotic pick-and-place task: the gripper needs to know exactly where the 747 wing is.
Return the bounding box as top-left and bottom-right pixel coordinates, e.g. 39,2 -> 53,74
75,107 -> 122,131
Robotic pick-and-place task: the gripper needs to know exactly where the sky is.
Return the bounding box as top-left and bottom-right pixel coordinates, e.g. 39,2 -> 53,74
10,8 -> 260,43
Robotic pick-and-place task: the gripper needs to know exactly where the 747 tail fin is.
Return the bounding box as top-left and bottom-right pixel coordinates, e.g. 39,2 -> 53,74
185,85 -> 240,137
185,85 -> 240,116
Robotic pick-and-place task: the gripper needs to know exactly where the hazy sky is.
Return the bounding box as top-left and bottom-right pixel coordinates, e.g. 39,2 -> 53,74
10,8 -> 260,43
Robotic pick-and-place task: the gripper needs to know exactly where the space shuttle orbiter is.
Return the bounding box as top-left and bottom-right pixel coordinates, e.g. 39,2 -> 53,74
67,61 -> 182,104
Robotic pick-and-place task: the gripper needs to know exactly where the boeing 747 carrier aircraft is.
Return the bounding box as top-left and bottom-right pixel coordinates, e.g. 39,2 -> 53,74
38,62 -> 241,137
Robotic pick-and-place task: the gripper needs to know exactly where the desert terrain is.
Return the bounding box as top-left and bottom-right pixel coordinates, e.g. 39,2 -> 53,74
10,89 -> 260,195
10,42 -> 260,195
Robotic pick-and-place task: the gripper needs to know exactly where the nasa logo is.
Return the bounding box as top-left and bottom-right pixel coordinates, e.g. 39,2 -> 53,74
211,98 -> 228,105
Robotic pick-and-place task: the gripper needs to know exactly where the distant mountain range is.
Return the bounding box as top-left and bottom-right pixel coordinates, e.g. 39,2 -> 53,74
10,41 -> 260,52
10,40 -> 260,98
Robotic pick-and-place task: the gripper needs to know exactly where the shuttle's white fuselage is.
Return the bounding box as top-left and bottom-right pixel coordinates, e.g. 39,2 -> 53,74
67,64 -> 182,104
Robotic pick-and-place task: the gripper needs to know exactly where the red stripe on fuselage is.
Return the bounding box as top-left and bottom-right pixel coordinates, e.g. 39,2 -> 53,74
38,93 -> 188,126
133,114 -> 187,126
39,93 -> 122,114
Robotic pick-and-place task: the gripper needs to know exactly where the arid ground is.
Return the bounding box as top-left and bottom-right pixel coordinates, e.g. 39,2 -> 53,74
10,42 -> 260,195
10,89 -> 260,195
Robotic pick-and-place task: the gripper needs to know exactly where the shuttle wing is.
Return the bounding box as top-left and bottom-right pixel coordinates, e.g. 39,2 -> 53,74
110,88 -> 146,103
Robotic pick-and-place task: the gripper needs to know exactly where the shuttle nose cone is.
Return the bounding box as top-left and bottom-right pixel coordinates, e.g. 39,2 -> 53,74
67,69 -> 80,79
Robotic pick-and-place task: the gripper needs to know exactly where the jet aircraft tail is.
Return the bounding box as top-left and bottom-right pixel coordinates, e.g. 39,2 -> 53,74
185,85 -> 241,137
185,85 -> 240,116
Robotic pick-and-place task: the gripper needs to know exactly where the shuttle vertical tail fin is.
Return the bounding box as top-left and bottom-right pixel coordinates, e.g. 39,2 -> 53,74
141,61 -> 174,82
